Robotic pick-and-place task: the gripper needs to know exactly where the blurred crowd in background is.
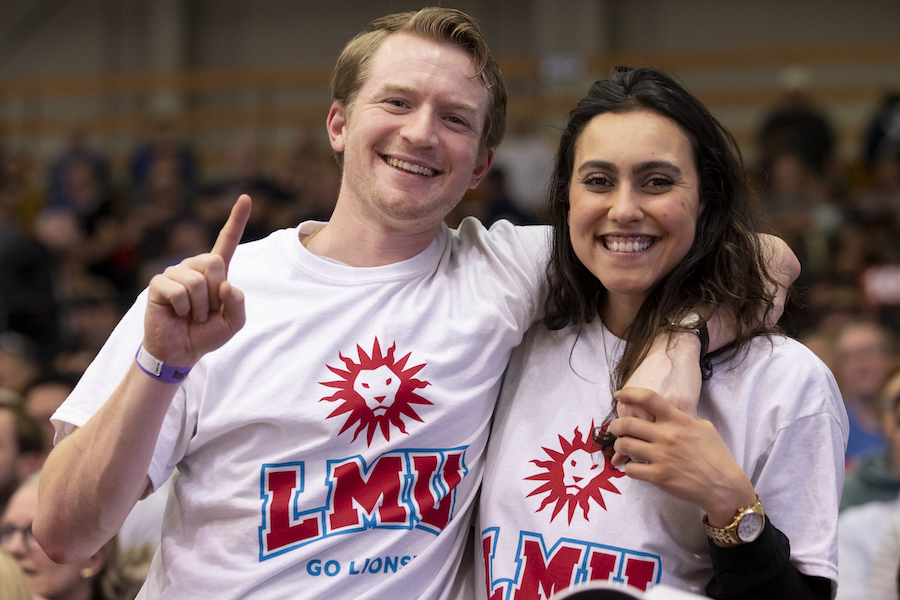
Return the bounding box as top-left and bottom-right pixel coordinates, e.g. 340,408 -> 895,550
1,78 -> 900,597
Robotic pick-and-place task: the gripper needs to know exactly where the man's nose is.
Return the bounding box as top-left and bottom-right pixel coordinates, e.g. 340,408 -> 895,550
401,109 -> 438,147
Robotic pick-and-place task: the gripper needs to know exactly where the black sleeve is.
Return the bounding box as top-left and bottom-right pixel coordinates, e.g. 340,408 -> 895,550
704,516 -> 832,600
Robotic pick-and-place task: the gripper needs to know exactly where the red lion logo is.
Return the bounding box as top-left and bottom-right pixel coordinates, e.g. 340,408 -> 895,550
526,425 -> 625,523
320,338 -> 432,446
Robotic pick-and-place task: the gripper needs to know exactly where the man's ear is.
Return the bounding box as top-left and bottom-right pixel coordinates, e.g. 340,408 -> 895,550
326,102 -> 347,153
468,147 -> 495,189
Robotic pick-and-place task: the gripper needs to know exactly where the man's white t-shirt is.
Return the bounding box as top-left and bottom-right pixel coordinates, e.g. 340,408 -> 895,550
54,219 -> 548,599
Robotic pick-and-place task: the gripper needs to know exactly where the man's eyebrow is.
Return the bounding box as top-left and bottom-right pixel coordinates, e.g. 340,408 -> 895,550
377,83 -> 480,115
377,83 -> 416,97
445,98 -> 481,115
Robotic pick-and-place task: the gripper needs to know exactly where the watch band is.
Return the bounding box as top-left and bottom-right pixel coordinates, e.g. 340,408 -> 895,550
676,313 -> 709,355
703,495 -> 765,545
135,345 -> 192,384
672,312 -> 711,378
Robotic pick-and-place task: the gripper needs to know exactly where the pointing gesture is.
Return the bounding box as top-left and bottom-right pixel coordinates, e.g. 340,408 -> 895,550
211,194 -> 251,276
143,194 -> 253,368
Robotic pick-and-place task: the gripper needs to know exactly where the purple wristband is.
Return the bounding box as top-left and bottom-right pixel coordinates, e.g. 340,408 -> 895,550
135,345 -> 192,383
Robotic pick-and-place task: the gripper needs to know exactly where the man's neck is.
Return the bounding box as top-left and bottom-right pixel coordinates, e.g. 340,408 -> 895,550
304,201 -> 442,267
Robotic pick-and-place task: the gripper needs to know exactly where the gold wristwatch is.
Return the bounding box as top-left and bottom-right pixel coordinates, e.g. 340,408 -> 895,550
703,495 -> 765,545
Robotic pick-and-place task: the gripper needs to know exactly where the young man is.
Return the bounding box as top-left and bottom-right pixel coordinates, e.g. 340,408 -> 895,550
35,8 -> 797,599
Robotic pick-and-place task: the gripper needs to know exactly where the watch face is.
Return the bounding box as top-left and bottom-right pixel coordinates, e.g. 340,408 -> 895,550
737,512 -> 764,542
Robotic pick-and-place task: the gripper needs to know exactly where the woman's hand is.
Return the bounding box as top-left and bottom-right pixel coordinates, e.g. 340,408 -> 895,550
609,387 -> 756,527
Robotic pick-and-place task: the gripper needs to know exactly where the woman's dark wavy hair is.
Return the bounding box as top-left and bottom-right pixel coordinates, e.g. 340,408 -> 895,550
544,67 -> 779,411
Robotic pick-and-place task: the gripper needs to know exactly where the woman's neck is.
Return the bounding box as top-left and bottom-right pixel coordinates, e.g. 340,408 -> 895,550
601,293 -> 643,338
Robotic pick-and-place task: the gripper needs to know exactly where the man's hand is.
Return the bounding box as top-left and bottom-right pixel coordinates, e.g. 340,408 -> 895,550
760,233 -> 800,327
612,330 -> 702,466
143,194 -> 252,367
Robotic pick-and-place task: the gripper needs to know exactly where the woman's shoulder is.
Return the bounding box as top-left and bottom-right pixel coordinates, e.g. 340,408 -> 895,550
732,334 -> 834,381
715,334 -> 845,421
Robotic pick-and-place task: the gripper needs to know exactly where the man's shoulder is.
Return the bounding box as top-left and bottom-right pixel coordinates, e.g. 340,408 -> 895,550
451,217 -> 550,257
228,227 -> 297,276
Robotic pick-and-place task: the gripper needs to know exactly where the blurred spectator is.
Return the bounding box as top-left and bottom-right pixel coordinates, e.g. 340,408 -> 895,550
49,143 -> 117,245
444,167 -> 540,229
0,148 -> 43,229
32,207 -> 132,315
23,373 -> 79,456
45,154 -> 134,308
481,167 -> 540,226
863,91 -> 900,168
0,398 -> 43,515
47,128 -> 112,217
836,495 -> 898,600
0,333 -> 42,395
206,137 -> 294,242
830,221 -> 887,288
758,66 -> 836,178
275,132 -> 340,223
763,151 -> 846,284
842,364 -> 900,511
51,276 -> 124,377
489,116 -> 556,217
0,213 -> 60,351
1,473 -> 147,600
0,550 -> 32,600
834,320 -> 895,465
783,277 -> 861,341
110,126 -> 199,301
138,216 -> 213,288
863,498 -> 900,600
130,120 -> 196,202
853,148 -> 900,222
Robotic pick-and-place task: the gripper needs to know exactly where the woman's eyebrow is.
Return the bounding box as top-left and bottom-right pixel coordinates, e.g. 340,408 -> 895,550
633,160 -> 683,175
575,160 -> 616,175
575,159 -> 684,176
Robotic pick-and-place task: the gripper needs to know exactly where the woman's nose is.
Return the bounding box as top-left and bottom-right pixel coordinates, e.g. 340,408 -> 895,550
607,186 -> 643,223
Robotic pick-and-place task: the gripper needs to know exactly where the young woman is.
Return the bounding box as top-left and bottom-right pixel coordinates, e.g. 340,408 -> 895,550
475,68 -> 846,599
1,474 -> 146,600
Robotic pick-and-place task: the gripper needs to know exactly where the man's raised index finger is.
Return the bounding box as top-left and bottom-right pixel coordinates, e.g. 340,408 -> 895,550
211,194 -> 252,272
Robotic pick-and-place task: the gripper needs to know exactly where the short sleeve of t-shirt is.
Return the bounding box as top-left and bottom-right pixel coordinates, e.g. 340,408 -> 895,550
51,288 -> 197,491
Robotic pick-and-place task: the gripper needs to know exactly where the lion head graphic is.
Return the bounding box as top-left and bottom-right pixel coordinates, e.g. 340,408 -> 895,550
320,338 -> 432,446
525,425 -> 625,523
